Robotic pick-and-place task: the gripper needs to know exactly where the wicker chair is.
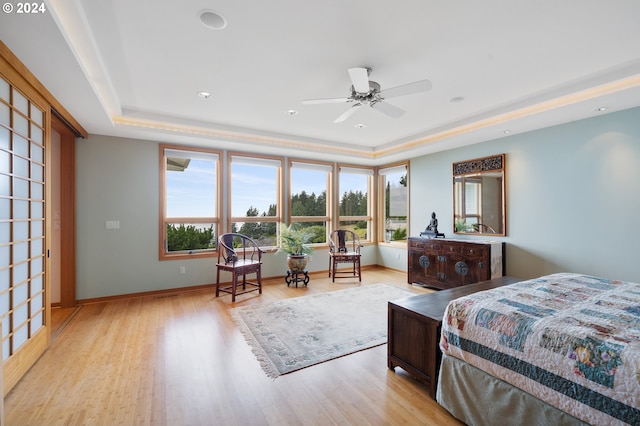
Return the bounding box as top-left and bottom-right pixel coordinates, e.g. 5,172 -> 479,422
328,229 -> 362,282
216,233 -> 263,302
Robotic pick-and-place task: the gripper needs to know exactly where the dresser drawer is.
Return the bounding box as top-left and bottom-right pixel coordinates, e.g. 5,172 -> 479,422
442,243 -> 462,254
409,239 -> 424,249
461,244 -> 486,258
410,239 -> 440,252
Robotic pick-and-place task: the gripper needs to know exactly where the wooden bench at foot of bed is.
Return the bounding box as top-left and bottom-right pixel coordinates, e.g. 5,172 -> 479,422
387,276 -> 521,399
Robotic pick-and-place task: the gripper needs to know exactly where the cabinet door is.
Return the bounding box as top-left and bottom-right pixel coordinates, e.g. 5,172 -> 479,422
408,239 -> 440,285
410,249 -> 439,284
442,249 -> 487,286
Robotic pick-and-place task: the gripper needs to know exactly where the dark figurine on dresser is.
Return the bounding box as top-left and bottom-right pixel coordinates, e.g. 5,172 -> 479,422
420,212 -> 445,238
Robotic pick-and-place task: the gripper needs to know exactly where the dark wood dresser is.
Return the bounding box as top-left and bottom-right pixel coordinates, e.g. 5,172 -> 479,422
408,237 -> 505,289
388,276 -> 520,399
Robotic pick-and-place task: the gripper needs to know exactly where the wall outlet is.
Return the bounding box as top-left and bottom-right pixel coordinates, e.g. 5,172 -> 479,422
179,266 -> 186,275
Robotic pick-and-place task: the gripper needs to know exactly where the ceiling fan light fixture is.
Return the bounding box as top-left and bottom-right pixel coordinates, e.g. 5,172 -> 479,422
199,10 -> 227,30
304,67 -> 432,123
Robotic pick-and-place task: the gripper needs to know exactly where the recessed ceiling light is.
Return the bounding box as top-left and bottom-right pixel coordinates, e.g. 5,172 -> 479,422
355,123 -> 366,129
503,130 -> 511,134
449,96 -> 465,103
285,109 -> 298,116
199,10 -> 227,30
594,106 -> 608,112
198,91 -> 211,99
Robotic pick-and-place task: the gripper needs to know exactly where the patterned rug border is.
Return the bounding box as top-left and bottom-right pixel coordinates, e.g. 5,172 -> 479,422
231,284 -> 414,378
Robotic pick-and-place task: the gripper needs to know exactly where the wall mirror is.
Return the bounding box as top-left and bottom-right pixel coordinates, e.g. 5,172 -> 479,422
453,154 -> 505,236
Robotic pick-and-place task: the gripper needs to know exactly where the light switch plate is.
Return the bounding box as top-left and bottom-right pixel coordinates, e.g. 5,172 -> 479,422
105,220 -> 120,229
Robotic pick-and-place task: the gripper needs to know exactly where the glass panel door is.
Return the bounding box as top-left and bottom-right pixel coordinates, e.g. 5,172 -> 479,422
0,76 -> 46,361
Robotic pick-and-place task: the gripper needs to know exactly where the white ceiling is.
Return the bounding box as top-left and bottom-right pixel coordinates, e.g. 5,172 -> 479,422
2,0 -> 640,165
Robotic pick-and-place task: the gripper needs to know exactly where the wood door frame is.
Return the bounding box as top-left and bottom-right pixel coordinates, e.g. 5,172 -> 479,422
1,39 -> 85,396
52,115 -> 76,308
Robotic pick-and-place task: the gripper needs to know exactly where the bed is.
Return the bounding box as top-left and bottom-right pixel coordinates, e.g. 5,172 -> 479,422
436,273 -> 640,426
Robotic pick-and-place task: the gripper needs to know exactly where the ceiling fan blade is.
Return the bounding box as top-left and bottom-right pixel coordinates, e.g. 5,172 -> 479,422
334,104 -> 362,123
371,101 -> 405,118
379,79 -> 432,99
302,97 -> 350,105
347,67 -> 371,94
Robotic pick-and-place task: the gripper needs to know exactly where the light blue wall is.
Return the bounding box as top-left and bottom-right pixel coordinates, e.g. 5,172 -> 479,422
407,106 -> 640,282
76,107 -> 640,299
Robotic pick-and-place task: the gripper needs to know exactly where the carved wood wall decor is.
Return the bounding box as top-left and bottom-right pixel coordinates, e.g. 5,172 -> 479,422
453,154 -> 504,176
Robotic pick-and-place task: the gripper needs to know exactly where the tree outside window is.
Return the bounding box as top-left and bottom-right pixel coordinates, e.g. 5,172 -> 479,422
379,163 -> 408,242
230,155 -> 282,247
289,161 -> 332,244
338,166 -> 373,241
161,146 -> 219,258
160,146 -> 410,256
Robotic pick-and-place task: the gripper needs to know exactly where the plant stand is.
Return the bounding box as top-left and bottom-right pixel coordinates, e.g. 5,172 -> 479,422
285,269 -> 309,287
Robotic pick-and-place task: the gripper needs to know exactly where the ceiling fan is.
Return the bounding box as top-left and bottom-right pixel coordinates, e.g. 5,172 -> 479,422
302,67 -> 432,123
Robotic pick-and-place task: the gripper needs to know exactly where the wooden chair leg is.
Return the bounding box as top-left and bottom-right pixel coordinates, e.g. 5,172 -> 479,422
357,258 -> 361,281
332,259 -> 336,282
257,269 -> 262,294
216,267 -> 221,297
231,271 -> 238,302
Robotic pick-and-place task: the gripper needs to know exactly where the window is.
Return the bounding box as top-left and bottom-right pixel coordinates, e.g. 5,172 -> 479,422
379,163 -> 408,242
158,145 -> 407,253
454,176 -> 482,231
160,146 -> 220,259
289,160 -> 332,244
338,165 -> 373,242
229,154 -> 282,247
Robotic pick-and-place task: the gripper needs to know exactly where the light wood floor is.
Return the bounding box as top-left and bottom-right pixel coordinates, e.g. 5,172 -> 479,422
50,306 -> 82,342
5,268 -> 463,425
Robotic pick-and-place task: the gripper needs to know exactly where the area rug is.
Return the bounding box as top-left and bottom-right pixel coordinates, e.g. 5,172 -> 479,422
231,284 -> 414,378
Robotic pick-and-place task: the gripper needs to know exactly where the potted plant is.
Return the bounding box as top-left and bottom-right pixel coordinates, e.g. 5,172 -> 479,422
278,224 -> 313,272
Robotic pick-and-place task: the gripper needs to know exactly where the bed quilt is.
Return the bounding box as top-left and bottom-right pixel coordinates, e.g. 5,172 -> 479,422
440,273 -> 640,426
